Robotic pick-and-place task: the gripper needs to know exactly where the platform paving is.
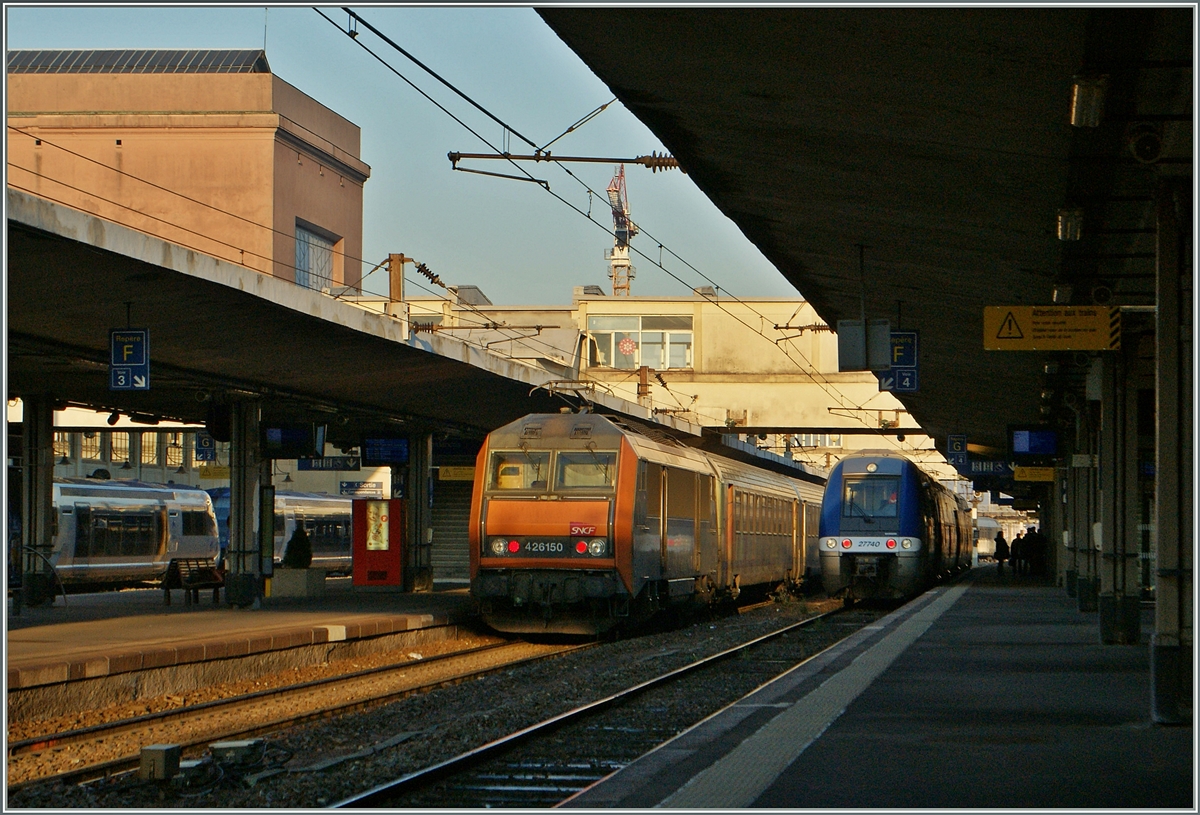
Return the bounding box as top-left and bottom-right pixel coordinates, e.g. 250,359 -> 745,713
6,580 -> 476,691
565,567 -> 1193,810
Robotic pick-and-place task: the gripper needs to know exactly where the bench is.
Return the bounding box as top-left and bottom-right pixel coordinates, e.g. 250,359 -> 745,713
162,558 -> 224,606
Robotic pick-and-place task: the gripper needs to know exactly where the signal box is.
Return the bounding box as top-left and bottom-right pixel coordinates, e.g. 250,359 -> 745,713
352,498 -> 405,586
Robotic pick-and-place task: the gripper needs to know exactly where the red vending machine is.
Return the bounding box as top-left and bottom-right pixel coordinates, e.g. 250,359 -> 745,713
352,498 -> 405,586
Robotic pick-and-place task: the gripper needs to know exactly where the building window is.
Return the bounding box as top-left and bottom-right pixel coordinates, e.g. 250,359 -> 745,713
81,432 -> 101,462
795,433 -> 843,448
295,224 -> 335,291
109,432 -> 130,464
53,432 -> 71,460
166,433 -> 184,468
587,315 -> 693,370
141,432 -> 160,465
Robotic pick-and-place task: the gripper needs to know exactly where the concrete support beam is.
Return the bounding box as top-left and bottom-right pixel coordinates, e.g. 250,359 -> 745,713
406,433 -> 433,592
20,395 -> 55,606
227,400 -> 263,607
1152,178 -> 1193,724
1076,389 -> 1101,613
1098,353 -> 1140,644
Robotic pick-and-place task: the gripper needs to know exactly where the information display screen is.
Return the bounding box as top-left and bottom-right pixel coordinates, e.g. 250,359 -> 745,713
1009,426 -> 1058,460
362,437 -> 409,466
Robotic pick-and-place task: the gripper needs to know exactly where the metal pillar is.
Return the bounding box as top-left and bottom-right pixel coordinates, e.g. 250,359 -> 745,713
227,400 -> 264,607
1098,353 -> 1140,643
1052,467 -> 1067,588
1076,380 -> 1101,612
20,396 -> 55,606
406,432 -> 434,592
1151,178 -> 1192,723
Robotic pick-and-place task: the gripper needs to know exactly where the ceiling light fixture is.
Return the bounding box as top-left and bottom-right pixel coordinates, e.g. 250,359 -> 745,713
1070,75 -> 1107,127
1057,208 -> 1084,241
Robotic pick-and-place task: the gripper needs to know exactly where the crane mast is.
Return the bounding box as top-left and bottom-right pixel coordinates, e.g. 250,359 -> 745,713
606,164 -> 638,296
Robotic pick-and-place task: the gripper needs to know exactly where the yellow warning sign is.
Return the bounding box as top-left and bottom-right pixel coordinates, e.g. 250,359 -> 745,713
1014,466 -> 1056,482
983,306 -> 1120,351
438,466 -> 476,481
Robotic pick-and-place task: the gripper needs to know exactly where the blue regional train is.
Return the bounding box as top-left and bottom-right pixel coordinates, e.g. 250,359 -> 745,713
818,451 -> 972,601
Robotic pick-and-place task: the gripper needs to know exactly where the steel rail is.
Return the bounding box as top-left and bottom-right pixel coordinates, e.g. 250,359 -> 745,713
8,641 -> 592,792
332,606 -> 846,808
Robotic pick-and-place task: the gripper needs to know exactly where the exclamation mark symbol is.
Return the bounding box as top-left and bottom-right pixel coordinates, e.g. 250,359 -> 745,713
997,311 -> 1024,339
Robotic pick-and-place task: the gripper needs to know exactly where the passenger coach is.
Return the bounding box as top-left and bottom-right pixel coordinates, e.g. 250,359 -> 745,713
43,478 -> 219,588
469,412 -> 825,635
818,450 -> 972,601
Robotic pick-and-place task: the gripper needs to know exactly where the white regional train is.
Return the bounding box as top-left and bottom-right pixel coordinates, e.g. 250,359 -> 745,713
206,488 -> 352,574
40,478 -> 220,587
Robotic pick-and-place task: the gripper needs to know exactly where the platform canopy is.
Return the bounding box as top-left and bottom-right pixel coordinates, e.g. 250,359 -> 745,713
538,7 -> 1192,454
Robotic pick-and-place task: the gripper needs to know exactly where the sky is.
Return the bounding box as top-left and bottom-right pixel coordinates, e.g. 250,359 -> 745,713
5,4 -> 802,305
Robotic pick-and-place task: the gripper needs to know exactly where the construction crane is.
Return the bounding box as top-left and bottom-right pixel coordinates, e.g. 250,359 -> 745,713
606,164 -> 638,296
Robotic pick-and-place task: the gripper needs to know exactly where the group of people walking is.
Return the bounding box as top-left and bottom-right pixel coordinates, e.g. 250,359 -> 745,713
993,527 -> 1047,577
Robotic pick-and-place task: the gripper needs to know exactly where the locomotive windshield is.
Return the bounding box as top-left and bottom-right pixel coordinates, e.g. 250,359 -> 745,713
488,451 -> 551,490
843,476 -> 900,518
554,451 -> 617,490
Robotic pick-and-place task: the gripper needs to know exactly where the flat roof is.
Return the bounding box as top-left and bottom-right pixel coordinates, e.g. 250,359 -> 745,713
6,49 -> 270,74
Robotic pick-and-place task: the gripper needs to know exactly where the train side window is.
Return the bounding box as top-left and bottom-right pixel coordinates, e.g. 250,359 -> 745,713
645,462 -> 663,514
75,505 -> 91,558
666,467 -> 696,521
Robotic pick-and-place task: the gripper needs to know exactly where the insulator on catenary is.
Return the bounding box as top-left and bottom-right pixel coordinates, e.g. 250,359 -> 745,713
635,151 -> 683,173
415,262 -> 442,286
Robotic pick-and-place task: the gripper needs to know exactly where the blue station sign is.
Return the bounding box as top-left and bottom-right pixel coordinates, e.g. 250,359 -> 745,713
877,330 -> 919,393
194,430 -> 217,462
110,329 -> 150,391
946,434 -> 968,471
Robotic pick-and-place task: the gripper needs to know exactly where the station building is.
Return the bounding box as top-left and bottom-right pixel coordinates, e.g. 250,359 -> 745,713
6,48 -> 369,290
4,48 -> 985,592
401,283 -> 949,476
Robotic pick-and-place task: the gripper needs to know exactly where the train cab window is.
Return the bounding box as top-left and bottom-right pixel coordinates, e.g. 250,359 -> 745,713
488,452 -> 551,490
183,510 -> 216,537
554,451 -> 616,490
844,477 -> 900,518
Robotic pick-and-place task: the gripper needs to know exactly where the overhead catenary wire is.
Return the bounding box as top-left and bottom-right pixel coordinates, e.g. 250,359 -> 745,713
7,126 -> 589,368
318,10 -> 906,444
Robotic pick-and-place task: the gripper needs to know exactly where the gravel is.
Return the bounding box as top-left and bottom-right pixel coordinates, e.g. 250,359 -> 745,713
8,597 -> 844,809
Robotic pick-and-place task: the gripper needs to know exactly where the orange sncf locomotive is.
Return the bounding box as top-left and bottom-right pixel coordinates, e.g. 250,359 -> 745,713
469,412 -> 826,635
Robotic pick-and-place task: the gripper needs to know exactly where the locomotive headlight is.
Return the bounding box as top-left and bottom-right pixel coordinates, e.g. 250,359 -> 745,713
588,538 -> 606,555
490,538 -> 506,555
825,538 -> 837,549
901,539 -> 912,549
866,462 -> 878,473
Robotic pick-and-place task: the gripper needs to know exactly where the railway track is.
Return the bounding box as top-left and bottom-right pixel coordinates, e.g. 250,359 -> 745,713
334,605 -> 884,808
7,638 -> 592,790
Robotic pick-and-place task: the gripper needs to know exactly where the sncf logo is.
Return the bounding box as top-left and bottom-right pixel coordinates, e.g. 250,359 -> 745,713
570,524 -> 596,536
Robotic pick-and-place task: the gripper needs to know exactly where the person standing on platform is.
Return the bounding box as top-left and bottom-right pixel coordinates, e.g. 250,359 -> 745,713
994,531 -> 1009,576
1011,530 -> 1026,576
1026,526 -> 1047,576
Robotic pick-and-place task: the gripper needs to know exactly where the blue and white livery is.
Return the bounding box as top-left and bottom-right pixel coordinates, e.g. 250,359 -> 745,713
818,451 -> 971,600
